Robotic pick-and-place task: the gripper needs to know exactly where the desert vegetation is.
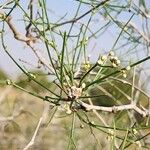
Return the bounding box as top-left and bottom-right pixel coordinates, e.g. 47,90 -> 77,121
0,0 -> 150,149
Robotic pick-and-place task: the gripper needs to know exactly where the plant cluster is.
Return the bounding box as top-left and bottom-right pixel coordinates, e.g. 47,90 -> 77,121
0,0 -> 150,149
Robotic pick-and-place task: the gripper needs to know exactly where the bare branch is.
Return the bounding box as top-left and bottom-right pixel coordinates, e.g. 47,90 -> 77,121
79,101 -> 150,117
5,15 -> 35,42
0,11 -> 55,73
51,0 -> 110,29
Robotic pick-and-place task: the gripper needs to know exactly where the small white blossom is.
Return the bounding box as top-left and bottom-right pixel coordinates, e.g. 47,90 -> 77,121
112,63 -> 117,68
6,79 -> 12,85
101,55 -> 107,61
126,66 -> 131,71
66,109 -> 72,114
82,83 -> 86,89
90,121 -> 95,125
135,141 -> 141,148
116,59 -> 121,65
109,51 -> 115,56
123,73 -> 127,78
133,129 -> 138,135
97,59 -> 103,65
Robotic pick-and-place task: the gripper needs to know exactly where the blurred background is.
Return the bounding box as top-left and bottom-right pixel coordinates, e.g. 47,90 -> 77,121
0,0 -> 150,149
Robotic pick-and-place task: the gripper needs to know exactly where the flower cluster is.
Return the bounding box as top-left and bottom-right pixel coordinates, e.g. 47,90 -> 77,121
121,66 -> 131,78
109,51 -> 121,67
68,86 -> 82,99
97,51 -> 121,67
97,55 -> 107,65
63,103 -> 72,114
82,60 -> 91,71
97,51 -> 131,78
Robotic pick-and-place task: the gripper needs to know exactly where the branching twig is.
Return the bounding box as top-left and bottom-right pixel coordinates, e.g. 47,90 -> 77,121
51,0 -> 110,29
79,101 -> 150,117
0,11 -> 55,73
5,15 -> 35,42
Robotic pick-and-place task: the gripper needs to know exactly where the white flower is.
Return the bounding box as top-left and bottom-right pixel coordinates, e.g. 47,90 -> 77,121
112,63 -> 117,67
126,66 -> 131,71
82,83 -> 86,89
116,59 -> 121,65
101,55 -> 107,61
122,73 -> 127,78
109,51 -> 115,56
66,109 -> 72,114
97,59 -> 103,65
135,141 -> 141,148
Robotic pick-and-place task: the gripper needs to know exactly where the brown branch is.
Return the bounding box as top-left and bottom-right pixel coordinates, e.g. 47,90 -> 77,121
5,16 -> 32,42
0,11 -> 54,73
26,0 -> 34,37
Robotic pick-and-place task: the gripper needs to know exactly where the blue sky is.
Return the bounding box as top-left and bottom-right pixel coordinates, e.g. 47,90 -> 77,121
0,0 -> 150,82
0,0 -> 109,77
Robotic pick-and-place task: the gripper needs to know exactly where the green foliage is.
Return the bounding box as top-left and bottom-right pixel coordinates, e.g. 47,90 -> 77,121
0,0 -> 150,149
16,70 -> 52,93
0,69 -> 7,80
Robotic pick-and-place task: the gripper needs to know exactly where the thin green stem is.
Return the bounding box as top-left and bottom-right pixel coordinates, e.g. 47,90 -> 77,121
85,56 -> 150,89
